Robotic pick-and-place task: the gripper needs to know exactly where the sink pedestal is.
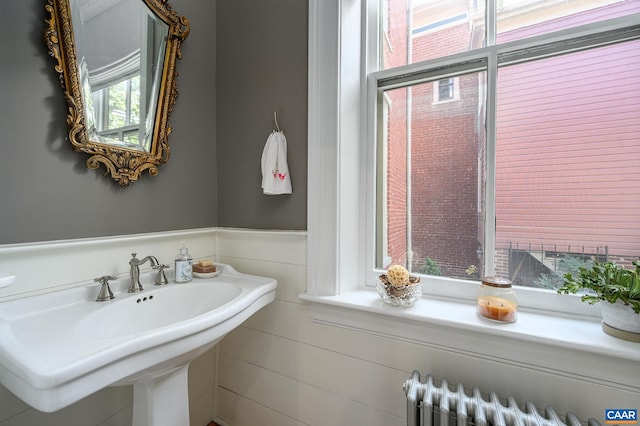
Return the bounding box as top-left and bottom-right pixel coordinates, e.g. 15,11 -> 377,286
132,364 -> 190,426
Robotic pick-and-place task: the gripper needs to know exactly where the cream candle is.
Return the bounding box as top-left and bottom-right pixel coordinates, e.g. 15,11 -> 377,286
477,276 -> 517,323
477,296 -> 517,322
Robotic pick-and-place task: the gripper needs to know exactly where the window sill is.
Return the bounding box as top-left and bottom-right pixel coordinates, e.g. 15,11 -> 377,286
299,289 -> 640,392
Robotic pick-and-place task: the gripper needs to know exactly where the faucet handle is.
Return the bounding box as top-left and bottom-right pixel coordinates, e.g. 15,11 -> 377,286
153,264 -> 170,286
94,275 -> 116,302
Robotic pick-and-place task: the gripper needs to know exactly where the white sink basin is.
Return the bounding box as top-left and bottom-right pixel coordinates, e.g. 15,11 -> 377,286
0,264 -> 276,426
76,281 -> 242,339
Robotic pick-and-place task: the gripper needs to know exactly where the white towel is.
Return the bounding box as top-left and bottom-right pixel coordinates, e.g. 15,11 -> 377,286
261,130 -> 292,195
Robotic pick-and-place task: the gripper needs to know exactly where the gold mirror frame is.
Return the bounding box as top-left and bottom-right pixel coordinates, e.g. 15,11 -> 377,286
44,0 -> 189,187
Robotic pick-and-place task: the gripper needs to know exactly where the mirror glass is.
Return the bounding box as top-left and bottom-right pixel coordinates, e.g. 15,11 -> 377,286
44,0 -> 189,187
72,0 -> 168,152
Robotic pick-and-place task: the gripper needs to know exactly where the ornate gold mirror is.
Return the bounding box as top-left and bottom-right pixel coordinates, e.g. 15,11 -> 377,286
44,0 -> 189,187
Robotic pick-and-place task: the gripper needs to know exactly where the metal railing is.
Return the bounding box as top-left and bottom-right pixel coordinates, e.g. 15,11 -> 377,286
505,243 -> 609,287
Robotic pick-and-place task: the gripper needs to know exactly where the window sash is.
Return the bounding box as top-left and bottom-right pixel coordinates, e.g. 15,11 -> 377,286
367,10 -> 640,297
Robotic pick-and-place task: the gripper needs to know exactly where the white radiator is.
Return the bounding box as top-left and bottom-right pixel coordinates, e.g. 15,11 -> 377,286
404,371 -> 602,426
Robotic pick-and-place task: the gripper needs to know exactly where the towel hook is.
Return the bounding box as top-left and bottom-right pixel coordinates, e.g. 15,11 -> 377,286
274,111 -> 281,132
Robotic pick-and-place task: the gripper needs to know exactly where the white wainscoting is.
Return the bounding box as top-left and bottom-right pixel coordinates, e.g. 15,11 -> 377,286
1,229 -> 638,426
214,229 -> 639,426
0,228 -> 218,301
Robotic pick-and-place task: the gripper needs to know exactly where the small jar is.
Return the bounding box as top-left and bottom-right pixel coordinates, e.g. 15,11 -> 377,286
477,276 -> 517,323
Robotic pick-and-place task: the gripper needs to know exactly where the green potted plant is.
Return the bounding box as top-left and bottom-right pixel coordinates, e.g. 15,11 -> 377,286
558,260 -> 640,342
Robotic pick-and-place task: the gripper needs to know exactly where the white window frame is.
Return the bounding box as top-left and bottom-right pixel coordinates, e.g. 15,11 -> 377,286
307,0 -> 640,313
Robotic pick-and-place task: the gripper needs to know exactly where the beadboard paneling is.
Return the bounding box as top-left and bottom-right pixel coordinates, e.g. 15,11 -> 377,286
230,299 -> 640,419
218,354 -> 405,426
215,229 -> 307,266
215,230 -> 639,425
216,257 -> 306,304
220,326 -> 408,417
217,387 -> 308,426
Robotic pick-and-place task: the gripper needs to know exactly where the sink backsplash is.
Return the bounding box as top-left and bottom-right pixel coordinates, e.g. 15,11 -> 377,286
0,228 -> 217,302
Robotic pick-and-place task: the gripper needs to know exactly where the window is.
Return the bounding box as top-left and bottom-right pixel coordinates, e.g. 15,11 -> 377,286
307,0 -> 640,314
84,50 -> 149,150
92,75 -> 142,147
432,77 -> 459,103
373,0 -> 640,296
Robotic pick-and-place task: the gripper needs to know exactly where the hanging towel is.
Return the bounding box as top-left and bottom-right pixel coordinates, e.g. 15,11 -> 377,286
261,130 -> 292,195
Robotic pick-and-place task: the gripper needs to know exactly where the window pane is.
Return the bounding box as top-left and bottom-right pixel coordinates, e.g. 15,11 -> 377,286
438,79 -> 453,100
497,0 -> 640,43
378,70 -> 487,280
129,75 -> 141,126
107,80 -> 128,129
123,130 -> 139,145
495,40 -> 640,288
382,0 -> 485,70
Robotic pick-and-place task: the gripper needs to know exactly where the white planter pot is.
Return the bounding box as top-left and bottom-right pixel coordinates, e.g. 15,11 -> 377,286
599,300 -> 640,342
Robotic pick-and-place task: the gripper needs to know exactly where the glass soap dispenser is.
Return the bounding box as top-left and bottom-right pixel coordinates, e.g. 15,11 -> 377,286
477,276 -> 517,323
174,245 -> 193,283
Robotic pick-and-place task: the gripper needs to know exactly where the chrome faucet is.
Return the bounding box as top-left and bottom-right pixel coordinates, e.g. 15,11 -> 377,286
128,253 -> 159,293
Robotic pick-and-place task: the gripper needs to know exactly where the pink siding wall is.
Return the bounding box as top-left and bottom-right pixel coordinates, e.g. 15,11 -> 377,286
496,11 -> 640,259
497,0 -> 640,43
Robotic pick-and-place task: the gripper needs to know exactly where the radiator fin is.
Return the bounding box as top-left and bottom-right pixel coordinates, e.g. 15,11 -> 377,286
403,371 -> 601,426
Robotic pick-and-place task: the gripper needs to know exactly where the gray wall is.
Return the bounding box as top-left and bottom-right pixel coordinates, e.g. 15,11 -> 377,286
216,0 -> 308,230
0,0 -> 308,245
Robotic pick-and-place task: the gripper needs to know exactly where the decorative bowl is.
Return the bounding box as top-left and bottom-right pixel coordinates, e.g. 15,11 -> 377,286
376,274 -> 422,307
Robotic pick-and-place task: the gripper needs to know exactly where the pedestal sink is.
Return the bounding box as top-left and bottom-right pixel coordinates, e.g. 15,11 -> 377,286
0,264 -> 276,426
